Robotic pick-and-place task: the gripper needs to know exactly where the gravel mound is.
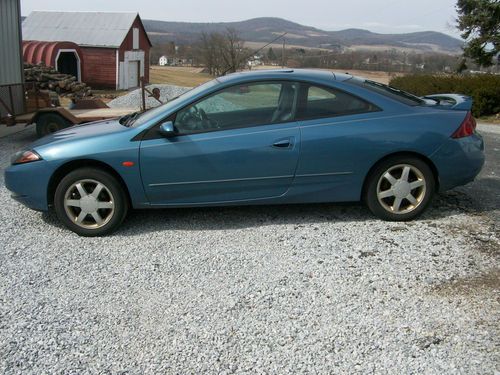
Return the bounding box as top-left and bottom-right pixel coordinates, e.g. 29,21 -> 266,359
108,84 -> 246,114
0,127 -> 498,374
108,84 -> 191,110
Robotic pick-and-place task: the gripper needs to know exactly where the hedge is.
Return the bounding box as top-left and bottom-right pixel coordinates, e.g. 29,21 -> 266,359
388,74 -> 500,117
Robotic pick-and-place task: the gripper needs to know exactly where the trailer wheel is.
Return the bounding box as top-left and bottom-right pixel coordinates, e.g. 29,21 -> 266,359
36,113 -> 70,137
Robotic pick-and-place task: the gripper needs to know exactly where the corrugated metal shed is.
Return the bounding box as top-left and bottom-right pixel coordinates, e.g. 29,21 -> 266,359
23,40 -> 82,67
0,0 -> 24,118
22,11 -> 139,48
0,0 -> 23,85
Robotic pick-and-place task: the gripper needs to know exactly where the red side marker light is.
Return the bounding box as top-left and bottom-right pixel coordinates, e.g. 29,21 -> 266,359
122,161 -> 135,167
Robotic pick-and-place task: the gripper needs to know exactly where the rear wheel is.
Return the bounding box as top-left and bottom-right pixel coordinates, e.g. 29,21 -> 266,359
36,113 -> 70,137
365,156 -> 435,221
54,168 -> 128,236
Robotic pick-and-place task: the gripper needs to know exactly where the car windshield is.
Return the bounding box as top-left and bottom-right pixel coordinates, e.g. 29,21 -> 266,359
124,79 -> 220,127
349,78 -> 425,106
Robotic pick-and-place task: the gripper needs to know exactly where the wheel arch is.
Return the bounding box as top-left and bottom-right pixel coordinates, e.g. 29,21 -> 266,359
361,151 -> 439,200
47,159 -> 132,207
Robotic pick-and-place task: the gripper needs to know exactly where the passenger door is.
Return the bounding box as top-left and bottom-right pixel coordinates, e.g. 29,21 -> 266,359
293,83 -> 381,201
139,81 -> 301,205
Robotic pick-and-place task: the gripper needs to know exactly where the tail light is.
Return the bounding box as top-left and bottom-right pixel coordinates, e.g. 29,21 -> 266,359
451,111 -> 476,138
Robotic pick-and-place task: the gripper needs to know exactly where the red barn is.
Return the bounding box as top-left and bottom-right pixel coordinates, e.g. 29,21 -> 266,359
22,11 -> 152,89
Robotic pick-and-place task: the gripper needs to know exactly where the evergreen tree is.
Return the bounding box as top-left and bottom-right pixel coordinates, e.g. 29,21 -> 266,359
456,0 -> 500,67
267,47 -> 277,61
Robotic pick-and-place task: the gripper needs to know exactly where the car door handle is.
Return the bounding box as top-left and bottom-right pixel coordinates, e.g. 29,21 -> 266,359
272,138 -> 292,148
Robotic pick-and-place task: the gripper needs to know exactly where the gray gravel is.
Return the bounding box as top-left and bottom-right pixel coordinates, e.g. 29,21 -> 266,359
108,84 -> 191,110
108,84 -> 245,114
0,126 -> 498,374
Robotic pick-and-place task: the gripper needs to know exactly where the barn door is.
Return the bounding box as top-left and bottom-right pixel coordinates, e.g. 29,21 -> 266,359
128,61 -> 139,88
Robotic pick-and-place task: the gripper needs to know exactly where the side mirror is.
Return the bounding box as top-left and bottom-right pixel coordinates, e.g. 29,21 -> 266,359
159,121 -> 176,137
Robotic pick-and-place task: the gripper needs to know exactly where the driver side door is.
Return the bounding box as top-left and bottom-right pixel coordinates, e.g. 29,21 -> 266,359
139,81 -> 301,206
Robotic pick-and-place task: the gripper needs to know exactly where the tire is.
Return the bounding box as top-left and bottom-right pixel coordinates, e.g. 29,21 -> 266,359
365,156 -> 435,221
54,168 -> 128,236
36,113 -> 70,138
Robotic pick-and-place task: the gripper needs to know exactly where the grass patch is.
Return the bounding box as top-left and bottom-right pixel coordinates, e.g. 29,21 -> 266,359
150,66 -> 212,87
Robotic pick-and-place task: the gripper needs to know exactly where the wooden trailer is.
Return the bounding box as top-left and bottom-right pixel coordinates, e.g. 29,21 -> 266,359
0,79 -> 159,137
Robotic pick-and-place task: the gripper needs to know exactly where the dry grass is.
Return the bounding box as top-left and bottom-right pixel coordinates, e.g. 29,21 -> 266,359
332,69 -> 402,84
253,65 -> 400,84
150,66 -> 212,87
151,65 -> 398,87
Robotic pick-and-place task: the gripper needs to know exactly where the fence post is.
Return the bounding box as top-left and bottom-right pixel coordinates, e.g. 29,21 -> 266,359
140,77 -> 146,112
8,85 -> 14,115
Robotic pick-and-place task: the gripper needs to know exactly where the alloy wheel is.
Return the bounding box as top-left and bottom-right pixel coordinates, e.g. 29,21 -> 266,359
63,179 -> 115,229
376,164 -> 427,214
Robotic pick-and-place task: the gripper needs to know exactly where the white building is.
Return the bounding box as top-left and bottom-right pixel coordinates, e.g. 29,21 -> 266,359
247,56 -> 263,67
159,55 -> 168,66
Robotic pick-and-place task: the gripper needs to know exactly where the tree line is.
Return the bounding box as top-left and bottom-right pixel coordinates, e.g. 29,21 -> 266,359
149,0 -> 499,75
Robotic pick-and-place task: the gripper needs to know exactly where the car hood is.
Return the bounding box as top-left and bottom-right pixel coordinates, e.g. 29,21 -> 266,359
30,119 -> 129,149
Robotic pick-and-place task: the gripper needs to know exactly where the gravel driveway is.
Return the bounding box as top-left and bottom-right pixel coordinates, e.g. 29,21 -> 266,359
0,125 -> 498,374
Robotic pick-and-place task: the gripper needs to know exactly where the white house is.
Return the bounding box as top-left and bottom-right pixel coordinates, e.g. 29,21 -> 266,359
247,55 -> 263,67
159,55 -> 168,66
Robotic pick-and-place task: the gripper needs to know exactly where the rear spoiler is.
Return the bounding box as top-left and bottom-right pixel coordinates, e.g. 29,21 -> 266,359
422,94 -> 473,111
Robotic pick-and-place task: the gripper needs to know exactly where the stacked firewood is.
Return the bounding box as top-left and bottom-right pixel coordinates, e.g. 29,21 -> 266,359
24,63 -> 91,97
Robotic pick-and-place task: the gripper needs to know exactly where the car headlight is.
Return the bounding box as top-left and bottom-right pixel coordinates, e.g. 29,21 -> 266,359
11,150 -> 43,165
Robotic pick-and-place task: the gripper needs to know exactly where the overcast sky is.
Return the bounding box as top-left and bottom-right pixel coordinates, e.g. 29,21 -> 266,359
20,0 -> 462,38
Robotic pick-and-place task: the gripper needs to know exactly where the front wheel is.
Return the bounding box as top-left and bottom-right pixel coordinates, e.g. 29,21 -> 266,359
54,168 -> 128,236
365,157 -> 435,221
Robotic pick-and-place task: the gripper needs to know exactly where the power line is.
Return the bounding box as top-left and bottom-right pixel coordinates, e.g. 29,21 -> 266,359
221,32 -> 287,75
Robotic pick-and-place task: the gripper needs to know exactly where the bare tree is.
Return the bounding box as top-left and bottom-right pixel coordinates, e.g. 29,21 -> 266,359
198,28 -> 247,76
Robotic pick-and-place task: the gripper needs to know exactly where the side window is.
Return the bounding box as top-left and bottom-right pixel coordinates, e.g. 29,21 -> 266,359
297,84 -> 377,120
308,86 -> 337,102
174,82 -> 298,134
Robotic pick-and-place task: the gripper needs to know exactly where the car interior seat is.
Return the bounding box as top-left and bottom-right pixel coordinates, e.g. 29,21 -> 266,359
271,84 -> 298,123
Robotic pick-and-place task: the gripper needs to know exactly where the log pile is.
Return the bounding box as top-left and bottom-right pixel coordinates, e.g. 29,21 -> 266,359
24,63 -> 91,98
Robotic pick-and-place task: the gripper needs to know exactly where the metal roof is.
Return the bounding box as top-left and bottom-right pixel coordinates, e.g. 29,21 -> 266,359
22,11 -> 139,48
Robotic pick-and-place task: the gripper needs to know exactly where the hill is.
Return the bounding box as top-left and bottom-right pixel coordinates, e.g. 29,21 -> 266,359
144,17 -> 463,53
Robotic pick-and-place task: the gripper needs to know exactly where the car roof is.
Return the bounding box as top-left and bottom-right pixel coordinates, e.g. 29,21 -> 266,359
216,69 -> 353,84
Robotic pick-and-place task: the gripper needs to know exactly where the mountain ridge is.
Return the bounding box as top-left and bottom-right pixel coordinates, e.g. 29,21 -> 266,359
144,16 -> 463,53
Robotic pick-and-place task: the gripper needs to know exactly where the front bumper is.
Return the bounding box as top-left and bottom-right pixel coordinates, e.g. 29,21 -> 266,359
4,160 -> 52,211
431,132 -> 485,192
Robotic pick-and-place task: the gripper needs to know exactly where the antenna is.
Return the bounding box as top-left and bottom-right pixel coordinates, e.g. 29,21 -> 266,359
220,32 -> 288,76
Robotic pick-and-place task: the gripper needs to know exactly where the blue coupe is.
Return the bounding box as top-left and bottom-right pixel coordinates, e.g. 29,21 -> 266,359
5,69 -> 484,236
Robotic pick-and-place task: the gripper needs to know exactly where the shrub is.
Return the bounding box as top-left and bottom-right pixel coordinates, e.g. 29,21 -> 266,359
389,74 -> 500,117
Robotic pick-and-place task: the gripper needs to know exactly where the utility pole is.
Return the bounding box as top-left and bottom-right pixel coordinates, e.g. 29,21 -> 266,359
282,38 -> 286,68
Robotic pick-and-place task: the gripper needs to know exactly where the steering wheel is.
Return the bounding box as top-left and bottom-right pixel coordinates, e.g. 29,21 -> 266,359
198,108 -> 220,129
177,105 -> 220,131
176,105 -> 202,131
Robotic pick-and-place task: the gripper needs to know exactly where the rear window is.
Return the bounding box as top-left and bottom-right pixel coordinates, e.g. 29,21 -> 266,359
296,84 -> 378,120
349,78 -> 425,106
